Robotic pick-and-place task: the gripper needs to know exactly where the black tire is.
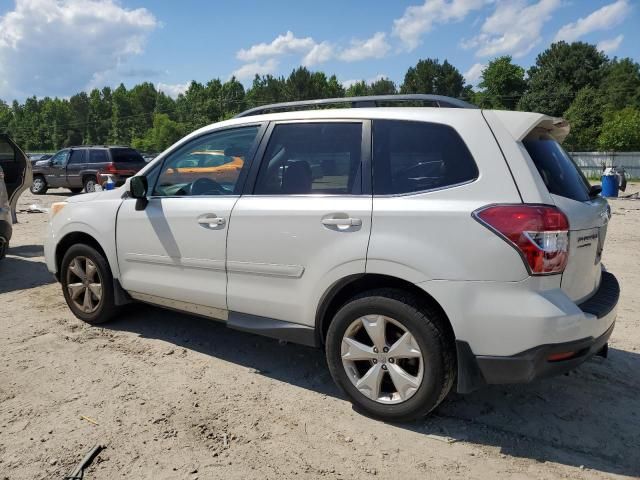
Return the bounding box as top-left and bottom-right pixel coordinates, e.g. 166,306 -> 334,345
60,244 -> 119,324
83,177 -> 97,193
0,236 -> 7,260
325,289 -> 455,422
30,175 -> 48,194
69,187 -> 83,194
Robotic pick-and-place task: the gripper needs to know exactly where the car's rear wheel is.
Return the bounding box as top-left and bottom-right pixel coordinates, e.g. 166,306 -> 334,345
83,177 -> 97,193
30,176 -> 47,194
325,289 -> 455,422
60,244 -> 119,324
0,236 -> 7,260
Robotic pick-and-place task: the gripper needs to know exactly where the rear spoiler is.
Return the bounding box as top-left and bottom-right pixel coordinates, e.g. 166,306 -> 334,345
485,110 -> 570,143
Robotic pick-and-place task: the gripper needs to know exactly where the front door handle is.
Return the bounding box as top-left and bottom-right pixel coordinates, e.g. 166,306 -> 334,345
321,217 -> 362,227
197,214 -> 226,228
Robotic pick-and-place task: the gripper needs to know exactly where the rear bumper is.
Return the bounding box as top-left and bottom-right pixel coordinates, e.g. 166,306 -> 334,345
457,272 -> 619,392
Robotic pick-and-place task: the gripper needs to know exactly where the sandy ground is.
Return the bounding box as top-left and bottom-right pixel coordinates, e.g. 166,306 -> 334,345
0,186 -> 639,480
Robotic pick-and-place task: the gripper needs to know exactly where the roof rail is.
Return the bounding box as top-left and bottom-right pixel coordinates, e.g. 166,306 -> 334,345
234,94 -> 477,118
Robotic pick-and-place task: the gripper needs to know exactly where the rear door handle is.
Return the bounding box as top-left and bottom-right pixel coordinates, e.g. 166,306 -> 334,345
197,214 -> 226,228
321,217 -> 362,227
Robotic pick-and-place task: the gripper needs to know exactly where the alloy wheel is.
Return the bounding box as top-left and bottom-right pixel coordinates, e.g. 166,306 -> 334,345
341,315 -> 424,404
66,256 -> 103,314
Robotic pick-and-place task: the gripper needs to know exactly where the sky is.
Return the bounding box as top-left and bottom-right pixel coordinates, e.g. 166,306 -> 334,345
0,0 -> 638,102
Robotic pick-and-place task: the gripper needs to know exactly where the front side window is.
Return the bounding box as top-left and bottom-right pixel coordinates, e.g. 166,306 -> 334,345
51,150 -> 70,166
372,120 -> 478,195
153,126 -> 260,196
68,149 -> 86,165
254,123 -> 362,195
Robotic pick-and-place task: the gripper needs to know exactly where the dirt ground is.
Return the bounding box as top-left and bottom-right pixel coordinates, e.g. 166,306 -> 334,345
1,186 -> 639,480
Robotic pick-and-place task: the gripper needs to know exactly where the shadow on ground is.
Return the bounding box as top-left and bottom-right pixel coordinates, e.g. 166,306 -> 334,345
0,254 -> 55,293
107,304 -> 640,477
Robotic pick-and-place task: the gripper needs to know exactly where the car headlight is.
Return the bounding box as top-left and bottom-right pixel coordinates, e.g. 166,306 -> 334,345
50,202 -> 67,218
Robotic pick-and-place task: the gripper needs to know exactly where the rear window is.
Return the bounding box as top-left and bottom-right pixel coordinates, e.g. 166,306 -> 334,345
110,148 -> 144,163
523,135 -> 591,202
372,120 -> 478,195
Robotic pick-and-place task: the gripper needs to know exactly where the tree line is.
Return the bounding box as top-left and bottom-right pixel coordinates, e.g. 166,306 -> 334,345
1,41 -> 639,153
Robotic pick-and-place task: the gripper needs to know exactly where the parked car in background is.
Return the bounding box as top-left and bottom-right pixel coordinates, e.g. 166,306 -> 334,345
44,95 -> 619,421
1,135 -> 31,259
31,146 -> 146,194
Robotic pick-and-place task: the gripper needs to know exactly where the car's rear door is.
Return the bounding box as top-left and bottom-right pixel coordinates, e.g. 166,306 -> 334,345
225,120 -> 372,329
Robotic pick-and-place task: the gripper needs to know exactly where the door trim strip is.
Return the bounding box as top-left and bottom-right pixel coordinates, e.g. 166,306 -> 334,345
227,260 -> 304,278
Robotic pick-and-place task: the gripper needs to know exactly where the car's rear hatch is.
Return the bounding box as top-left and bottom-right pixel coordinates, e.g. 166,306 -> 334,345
522,130 -> 609,304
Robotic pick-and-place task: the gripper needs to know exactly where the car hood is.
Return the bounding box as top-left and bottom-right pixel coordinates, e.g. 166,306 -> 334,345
66,186 -> 126,203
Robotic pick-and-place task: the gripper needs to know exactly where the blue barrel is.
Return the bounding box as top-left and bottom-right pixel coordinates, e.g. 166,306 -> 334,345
601,174 -> 618,198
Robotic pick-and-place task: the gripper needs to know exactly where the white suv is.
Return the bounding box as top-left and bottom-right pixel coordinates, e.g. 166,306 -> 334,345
44,95 -> 619,421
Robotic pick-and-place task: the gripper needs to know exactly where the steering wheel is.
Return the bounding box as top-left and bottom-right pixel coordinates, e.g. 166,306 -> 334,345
189,177 -> 226,196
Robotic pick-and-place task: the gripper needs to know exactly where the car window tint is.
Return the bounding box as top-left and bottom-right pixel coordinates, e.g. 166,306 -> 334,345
372,120 -> 478,195
111,148 -> 144,163
89,150 -> 109,163
254,123 -> 362,195
68,149 -> 86,164
523,134 -> 591,202
0,139 -> 15,163
153,126 -> 259,196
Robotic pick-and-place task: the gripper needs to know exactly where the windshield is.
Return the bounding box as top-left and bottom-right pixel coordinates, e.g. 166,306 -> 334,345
523,134 -> 592,202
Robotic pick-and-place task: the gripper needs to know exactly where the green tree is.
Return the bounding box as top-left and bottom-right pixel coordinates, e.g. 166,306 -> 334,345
132,113 -> 184,152
400,59 -> 466,97
369,77 -> 396,95
345,81 -> 369,97
599,58 -> 640,110
478,56 -> 526,109
598,107 -> 640,151
563,87 -> 605,151
0,100 -> 12,133
518,41 -> 608,116
110,84 -> 133,145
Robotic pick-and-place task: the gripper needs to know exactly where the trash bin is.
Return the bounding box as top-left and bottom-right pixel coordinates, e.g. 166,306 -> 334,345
601,168 -> 619,198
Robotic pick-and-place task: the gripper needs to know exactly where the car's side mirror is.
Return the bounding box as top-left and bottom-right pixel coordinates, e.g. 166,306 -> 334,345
130,176 -> 149,210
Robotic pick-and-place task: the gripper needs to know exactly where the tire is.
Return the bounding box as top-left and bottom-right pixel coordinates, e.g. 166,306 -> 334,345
60,244 -> 119,324
69,188 -> 83,194
83,177 -> 97,193
30,176 -> 48,194
0,236 -> 7,260
325,288 -> 455,422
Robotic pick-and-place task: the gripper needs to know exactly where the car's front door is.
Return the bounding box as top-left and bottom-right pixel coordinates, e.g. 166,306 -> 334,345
226,121 -> 372,327
46,149 -> 70,187
66,149 -> 87,188
116,124 -> 264,316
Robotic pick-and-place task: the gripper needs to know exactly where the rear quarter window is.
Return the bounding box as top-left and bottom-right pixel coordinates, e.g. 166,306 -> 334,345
372,120 -> 478,195
523,134 -> 591,202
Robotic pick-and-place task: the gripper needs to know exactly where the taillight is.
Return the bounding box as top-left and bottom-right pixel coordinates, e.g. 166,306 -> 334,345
104,162 -> 117,174
473,205 -> 569,275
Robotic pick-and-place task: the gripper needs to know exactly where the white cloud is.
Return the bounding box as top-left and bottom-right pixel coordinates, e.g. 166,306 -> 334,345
597,34 -> 624,54
157,82 -> 190,98
302,42 -> 334,66
232,59 -> 279,81
464,63 -> 486,85
236,31 -> 315,62
393,0 -> 490,51
338,32 -> 391,62
554,0 -> 630,43
461,0 -> 561,58
0,0 -> 158,100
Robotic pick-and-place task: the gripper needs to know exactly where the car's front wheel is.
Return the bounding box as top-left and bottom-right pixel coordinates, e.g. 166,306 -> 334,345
60,244 -> 119,324
325,289 -> 455,422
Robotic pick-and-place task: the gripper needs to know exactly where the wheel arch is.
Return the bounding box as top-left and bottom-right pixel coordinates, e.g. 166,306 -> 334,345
315,273 -> 456,347
55,231 -> 108,278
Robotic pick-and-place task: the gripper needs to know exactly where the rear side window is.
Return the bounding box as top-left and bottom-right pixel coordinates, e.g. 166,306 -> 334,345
0,138 -> 15,163
523,134 -> 591,202
110,148 -> 144,163
372,120 -> 478,195
89,149 -> 109,163
254,123 -> 362,195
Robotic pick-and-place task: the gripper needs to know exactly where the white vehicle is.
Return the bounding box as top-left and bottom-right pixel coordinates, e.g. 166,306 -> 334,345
44,95 -> 619,421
